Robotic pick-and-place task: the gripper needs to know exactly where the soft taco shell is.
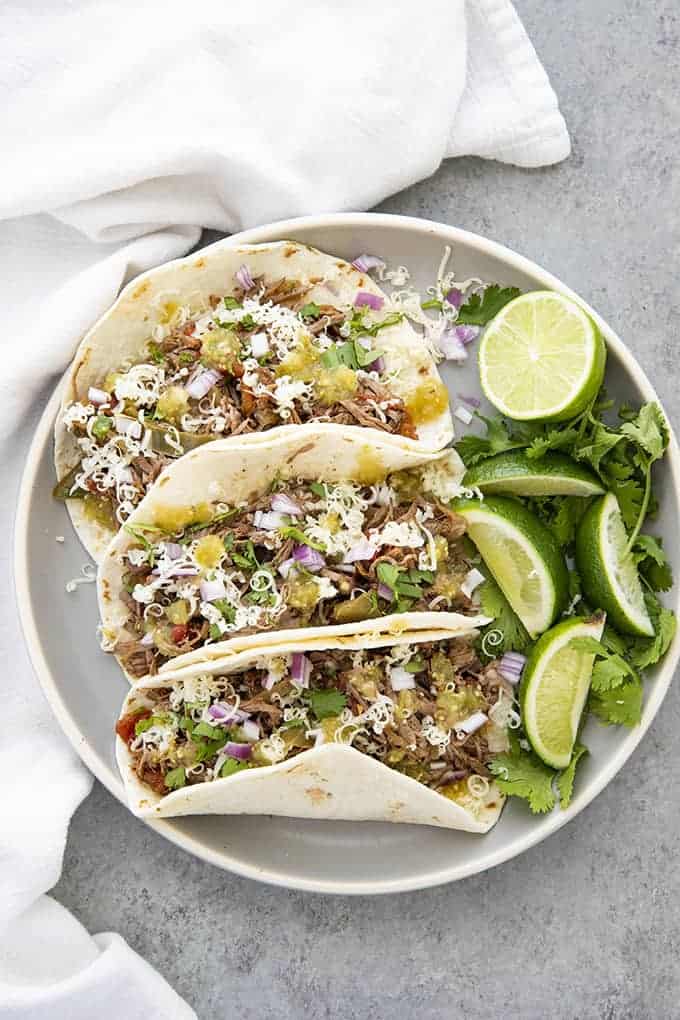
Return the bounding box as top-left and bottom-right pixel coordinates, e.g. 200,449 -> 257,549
117,628 -> 503,832
98,427 -> 474,680
55,239 -> 453,562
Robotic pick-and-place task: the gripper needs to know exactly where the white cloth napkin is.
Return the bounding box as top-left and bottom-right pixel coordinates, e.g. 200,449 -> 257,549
0,0 -> 568,1016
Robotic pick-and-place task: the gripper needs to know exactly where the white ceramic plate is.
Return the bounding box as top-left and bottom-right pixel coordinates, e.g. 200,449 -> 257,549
14,213 -> 680,894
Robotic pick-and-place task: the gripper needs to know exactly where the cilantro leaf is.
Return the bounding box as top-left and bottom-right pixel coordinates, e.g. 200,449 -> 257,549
620,402 -> 668,461
632,535 -> 673,592
556,743 -> 588,809
591,655 -> 634,692
488,745 -> 556,813
528,496 -> 590,550
526,427 -> 580,459
231,540 -> 260,571
574,422 -> 623,473
628,601 -> 676,671
308,687 -> 347,720
456,285 -> 521,326
164,766 -> 186,790
589,678 -> 643,727
456,414 -> 520,467
613,478 -> 644,531
478,577 -> 531,654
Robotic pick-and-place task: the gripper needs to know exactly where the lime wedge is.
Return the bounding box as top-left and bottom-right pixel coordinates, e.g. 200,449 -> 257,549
575,492 -> 654,636
464,450 -> 605,497
478,291 -> 606,421
455,496 -> 568,637
521,613 -> 606,769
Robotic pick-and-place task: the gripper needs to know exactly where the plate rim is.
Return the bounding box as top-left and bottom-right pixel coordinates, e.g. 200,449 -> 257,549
14,211 -> 680,895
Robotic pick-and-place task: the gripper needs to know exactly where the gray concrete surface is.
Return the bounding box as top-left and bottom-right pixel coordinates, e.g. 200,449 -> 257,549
53,1 -> 680,1017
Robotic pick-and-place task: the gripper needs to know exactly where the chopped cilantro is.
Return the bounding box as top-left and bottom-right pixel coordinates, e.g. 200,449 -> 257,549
178,351 -> 196,365
164,767 -> 186,790
222,296 -> 241,310
231,540 -> 260,571
421,298 -> 442,311
278,526 -> 326,550
193,721 -> 227,739
221,758 -> 249,777
309,482 -> 326,498
455,414 -> 523,467
147,341 -> 166,365
209,623 -> 223,640
239,314 -> 256,330
307,687 -> 347,720
300,302 -> 321,320
556,743 -> 588,809
456,285 -> 521,326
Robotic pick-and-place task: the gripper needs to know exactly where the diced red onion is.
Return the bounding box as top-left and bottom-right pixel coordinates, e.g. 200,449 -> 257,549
278,557 -> 296,579
253,510 -> 287,531
225,742 -> 252,760
271,493 -> 302,516
163,542 -> 183,560
88,386 -> 110,406
200,578 -> 227,602
343,538 -> 378,563
389,666 -> 416,691
460,567 -> 485,599
438,328 -> 467,362
445,288 -> 463,309
354,291 -> 384,311
352,254 -> 386,273
291,652 -> 312,688
377,582 -> 394,601
293,544 -> 325,572
241,719 -> 260,742
140,632 -> 155,647
250,332 -> 269,358
114,416 -> 142,439
457,393 -> 481,408
208,703 -> 249,725
455,324 -> 481,345
368,356 -> 385,373
454,406 -> 474,426
186,368 -> 222,401
457,711 -> 488,735
498,652 -> 527,685
235,264 -> 255,291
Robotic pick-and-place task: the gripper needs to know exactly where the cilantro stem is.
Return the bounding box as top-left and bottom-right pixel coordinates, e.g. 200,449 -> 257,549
624,461 -> 651,555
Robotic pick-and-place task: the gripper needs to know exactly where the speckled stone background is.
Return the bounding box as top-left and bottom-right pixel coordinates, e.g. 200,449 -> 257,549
51,2 -> 680,1017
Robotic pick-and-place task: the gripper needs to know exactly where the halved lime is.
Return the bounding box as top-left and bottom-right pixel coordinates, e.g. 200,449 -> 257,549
575,492 -> 654,636
455,496 -> 569,637
521,613 -> 606,769
464,450 -> 604,497
478,291 -> 606,421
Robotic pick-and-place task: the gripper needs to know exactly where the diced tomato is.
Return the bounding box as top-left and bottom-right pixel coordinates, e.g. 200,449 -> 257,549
116,708 -> 151,745
171,624 -> 189,644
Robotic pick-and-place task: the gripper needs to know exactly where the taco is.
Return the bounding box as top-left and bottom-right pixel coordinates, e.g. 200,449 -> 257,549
55,240 -> 452,561
115,628 -> 512,830
98,429 -> 485,680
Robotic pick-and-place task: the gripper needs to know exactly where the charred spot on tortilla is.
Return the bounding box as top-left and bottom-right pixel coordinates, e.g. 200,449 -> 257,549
194,257 -> 206,268
306,787 -> 332,803
286,442 -> 317,463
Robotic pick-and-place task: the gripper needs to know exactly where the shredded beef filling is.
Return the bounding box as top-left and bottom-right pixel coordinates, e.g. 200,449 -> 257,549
118,640 -> 512,798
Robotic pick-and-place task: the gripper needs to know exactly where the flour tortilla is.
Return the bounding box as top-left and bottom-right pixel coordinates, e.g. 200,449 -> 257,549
98,427 -> 473,680
117,629 -> 503,832
55,239 -> 453,562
